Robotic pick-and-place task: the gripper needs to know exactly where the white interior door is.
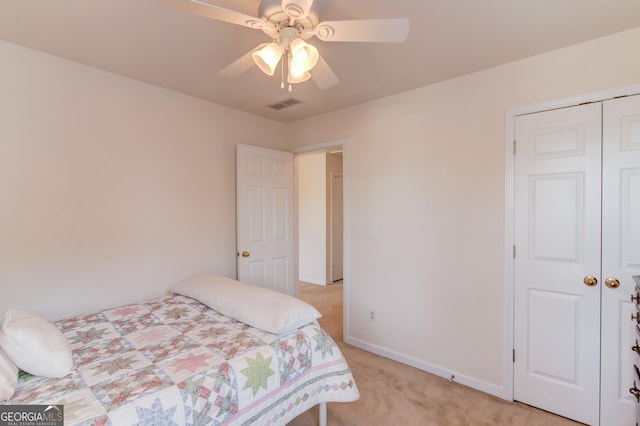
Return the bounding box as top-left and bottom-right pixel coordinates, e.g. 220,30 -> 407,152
236,144 -> 294,295
513,103 -> 602,425
331,173 -> 343,281
600,94 -> 640,425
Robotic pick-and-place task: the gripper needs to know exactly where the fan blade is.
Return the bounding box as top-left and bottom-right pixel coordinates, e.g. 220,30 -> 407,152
315,18 -> 409,42
219,43 -> 268,77
281,0 -> 314,20
311,55 -> 339,89
159,0 -> 265,29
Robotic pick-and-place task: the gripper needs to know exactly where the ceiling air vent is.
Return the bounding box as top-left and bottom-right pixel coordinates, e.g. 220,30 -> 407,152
267,98 -> 302,110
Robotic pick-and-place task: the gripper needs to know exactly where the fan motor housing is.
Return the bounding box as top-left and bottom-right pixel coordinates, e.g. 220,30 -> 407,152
258,0 -> 318,40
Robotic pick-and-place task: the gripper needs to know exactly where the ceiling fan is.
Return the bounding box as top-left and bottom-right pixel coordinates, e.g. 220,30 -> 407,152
159,0 -> 410,91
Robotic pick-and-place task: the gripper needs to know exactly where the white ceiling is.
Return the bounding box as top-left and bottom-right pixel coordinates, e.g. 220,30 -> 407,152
1,0 -> 639,123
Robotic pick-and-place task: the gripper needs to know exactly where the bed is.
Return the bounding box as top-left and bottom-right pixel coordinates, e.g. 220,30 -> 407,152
0,275 -> 359,425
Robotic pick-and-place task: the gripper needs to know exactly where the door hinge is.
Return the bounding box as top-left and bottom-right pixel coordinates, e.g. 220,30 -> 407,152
513,140 -> 516,155
513,348 -> 516,363
513,245 -> 516,258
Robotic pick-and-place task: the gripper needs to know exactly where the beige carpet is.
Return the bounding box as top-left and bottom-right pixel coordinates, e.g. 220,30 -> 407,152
290,282 -> 579,426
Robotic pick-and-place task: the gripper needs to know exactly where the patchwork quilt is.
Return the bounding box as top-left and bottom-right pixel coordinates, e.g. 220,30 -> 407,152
3,295 -> 359,425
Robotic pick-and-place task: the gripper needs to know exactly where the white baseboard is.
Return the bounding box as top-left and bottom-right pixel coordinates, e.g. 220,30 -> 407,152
344,335 -> 509,400
299,277 -> 327,286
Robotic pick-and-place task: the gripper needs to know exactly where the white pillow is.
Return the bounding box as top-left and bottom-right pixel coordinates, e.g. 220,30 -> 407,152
0,308 -> 73,378
173,274 -> 321,334
0,348 -> 18,401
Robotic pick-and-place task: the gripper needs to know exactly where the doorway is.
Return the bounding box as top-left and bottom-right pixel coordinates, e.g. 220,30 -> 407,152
297,150 -> 343,285
294,139 -> 348,338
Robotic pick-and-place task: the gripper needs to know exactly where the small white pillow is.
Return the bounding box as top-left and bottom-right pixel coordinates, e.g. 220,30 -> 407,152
0,348 -> 18,401
173,274 -> 321,334
0,308 -> 73,378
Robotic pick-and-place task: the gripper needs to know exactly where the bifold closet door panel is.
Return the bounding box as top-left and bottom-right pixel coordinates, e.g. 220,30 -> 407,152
600,94 -> 640,426
513,103 -> 602,426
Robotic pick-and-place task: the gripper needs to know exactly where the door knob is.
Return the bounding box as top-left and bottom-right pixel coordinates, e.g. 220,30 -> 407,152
604,277 -> 620,289
237,250 -> 250,258
632,292 -> 640,304
583,275 -> 598,287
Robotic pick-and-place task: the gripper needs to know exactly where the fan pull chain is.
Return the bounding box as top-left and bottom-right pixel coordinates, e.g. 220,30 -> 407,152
286,53 -> 293,93
280,57 -> 285,90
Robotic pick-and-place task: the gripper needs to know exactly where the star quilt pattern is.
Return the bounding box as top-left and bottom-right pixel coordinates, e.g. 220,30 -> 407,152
2,294 -> 359,425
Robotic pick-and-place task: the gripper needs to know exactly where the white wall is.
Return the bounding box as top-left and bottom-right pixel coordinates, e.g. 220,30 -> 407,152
0,41 -> 288,321
287,27 -> 640,397
297,152 -> 327,284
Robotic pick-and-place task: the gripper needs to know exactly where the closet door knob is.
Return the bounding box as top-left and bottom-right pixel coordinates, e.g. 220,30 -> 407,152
583,276 -> 598,287
605,277 -> 620,289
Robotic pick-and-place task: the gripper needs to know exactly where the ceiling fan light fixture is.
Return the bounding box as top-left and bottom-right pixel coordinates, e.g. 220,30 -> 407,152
288,72 -> 311,84
163,0 -> 410,92
289,38 -> 319,72
288,64 -> 311,83
252,42 -> 284,76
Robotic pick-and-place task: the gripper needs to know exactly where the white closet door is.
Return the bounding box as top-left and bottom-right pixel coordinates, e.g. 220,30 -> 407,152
513,103 -> 602,425
600,94 -> 640,425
